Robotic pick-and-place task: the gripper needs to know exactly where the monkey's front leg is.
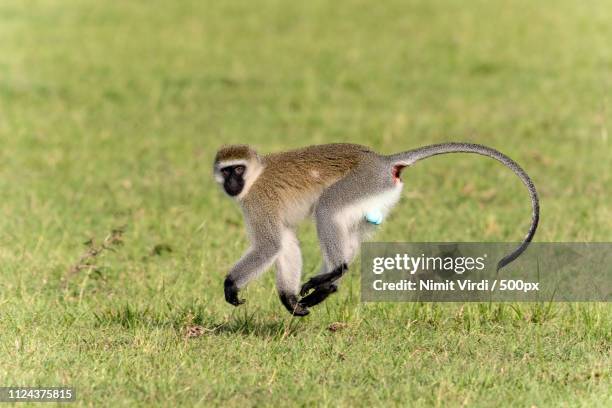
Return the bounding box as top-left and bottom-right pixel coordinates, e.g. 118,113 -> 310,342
275,229 -> 310,316
224,240 -> 280,307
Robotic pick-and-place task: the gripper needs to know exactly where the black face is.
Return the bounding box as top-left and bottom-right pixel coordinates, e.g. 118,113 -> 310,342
220,165 -> 246,196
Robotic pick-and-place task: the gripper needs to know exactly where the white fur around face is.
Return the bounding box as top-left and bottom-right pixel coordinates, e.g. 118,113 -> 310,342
215,159 -> 264,200
236,162 -> 263,200
216,159 -> 248,168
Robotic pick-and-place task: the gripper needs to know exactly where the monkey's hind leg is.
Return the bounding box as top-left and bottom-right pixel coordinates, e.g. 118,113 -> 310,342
299,263 -> 346,296
299,202 -> 353,305
300,220 -> 375,308
299,227 -> 362,307
275,229 -> 309,316
299,204 -> 362,306
300,224 -> 367,307
298,271 -> 342,307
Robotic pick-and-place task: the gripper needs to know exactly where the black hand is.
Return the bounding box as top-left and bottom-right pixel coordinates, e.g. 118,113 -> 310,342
299,283 -> 338,308
279,293 -> 310,317
224,277 -> 245,306
300,263 -> 347,296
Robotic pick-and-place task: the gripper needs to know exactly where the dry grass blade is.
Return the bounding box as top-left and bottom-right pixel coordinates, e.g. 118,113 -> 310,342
63,226 -> 126,286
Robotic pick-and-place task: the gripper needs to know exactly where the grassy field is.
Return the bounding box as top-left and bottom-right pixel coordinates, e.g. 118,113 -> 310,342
1,0 -> 610,406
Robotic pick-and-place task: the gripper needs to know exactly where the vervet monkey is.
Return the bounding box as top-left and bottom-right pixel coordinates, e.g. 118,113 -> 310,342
213,143 -> 539,316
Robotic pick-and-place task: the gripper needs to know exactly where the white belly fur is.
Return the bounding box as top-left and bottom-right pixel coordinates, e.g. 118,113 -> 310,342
333,183 -> 403,229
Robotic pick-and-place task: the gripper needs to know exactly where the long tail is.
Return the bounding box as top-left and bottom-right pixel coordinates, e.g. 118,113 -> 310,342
387,142 -> 540,271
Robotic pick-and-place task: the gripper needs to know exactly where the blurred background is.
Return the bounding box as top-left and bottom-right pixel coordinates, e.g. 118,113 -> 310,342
0,1 -> 610,405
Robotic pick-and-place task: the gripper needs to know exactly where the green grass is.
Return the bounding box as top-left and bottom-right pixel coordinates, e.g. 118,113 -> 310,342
1,0 -> 611,406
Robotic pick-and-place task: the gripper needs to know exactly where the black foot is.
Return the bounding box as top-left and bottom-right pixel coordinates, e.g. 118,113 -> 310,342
279,293 -> 310,317
224,277 -> 245,306
299,283 -> 338,308
300,263 -> 347,296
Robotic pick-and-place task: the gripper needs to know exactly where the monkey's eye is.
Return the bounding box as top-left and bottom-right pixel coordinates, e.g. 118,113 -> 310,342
220,167 -> 232,178
234,165 -> 246,176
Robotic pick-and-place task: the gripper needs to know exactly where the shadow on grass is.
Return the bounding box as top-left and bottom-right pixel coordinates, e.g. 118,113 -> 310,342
93,302 -> 305,338
211,317 -> 304,338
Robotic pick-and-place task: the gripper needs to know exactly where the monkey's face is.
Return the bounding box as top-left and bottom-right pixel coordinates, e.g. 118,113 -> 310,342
214,145 -> 262,199
217,164 -> 246,197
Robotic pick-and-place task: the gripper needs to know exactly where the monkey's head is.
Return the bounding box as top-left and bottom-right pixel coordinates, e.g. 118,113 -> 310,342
213,145 -> 263,199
